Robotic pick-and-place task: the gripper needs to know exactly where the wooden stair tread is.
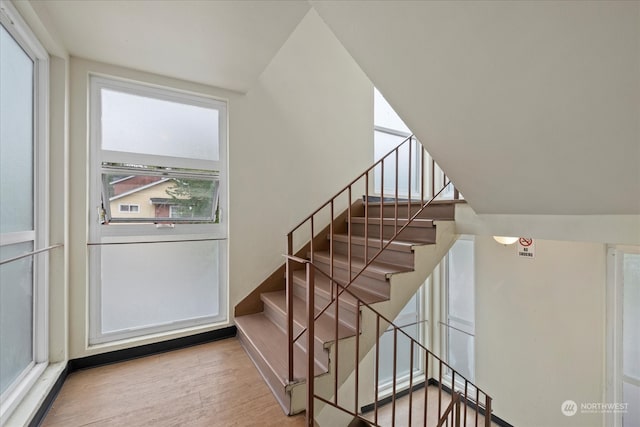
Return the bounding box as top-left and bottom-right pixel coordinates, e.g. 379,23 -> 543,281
235,313 -> 325,384
313,251 -> 413,278
330,233 -> 415,252
261,291 -> 357,343
292,269 -> 387,306
349,217 -> 434,227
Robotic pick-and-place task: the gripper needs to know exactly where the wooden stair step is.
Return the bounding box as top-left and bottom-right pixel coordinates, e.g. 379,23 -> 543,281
330,233 -> 415,252
235,313 -> 325,384
312,251 -> 413,280
348,217 -> 435,228
261,291 -> 357,343
330,233 -> 416,269
292,269 -> 387,307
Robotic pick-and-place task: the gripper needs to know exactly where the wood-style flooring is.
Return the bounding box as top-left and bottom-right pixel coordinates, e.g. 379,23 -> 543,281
42,338 -> 306,427
370,385 -> 497,427
42,337 -> 496,427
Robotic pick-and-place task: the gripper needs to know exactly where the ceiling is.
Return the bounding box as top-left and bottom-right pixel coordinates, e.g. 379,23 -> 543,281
35,0 -> 310,92
313,1 -> 640,215
31,0 -> 640,215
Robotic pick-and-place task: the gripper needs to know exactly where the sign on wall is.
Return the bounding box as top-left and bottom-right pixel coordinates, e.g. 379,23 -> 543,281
517,237 -> 535,258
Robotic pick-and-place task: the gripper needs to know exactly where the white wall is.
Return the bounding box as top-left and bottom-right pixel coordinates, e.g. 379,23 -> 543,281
475,235 -> 606,427
312,1 -> 640,216
66,9 -> 372,359
456,204 -> 640,246
229,9 -> 373,309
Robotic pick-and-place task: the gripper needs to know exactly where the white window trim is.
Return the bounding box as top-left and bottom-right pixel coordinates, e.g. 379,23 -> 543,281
605,245 -> 640,427
89,75 -> 227,240
0,0 -> 49,423
440,236 -> 475,388
118,204 -> 140,213
88,74 -> 228,345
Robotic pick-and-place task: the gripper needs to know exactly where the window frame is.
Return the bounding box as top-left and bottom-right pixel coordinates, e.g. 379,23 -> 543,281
88,74 -> 228,345
440,236 -> 476,389
0,0 -> 49,422
89,75 -> 227,239
118,204 -> 140,213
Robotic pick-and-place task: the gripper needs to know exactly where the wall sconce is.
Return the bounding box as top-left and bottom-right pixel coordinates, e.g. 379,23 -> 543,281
493,236 -> 518,245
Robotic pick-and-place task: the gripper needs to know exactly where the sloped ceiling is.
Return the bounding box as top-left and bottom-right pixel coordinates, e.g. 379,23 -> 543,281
34,0 -> 310,92
312,1 -> 640,214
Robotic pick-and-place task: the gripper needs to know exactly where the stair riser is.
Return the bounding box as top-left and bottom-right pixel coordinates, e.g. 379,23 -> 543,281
292,278 -> 358,329
237,327 -> 292,414
262,302 -> 329,371
365,203 -> 455,220
349,222 -> 436,243
314,260 -> 390,299
331,239 -> 414,269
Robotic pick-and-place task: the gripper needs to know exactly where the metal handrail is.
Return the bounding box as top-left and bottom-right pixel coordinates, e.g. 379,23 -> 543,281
285,255 -> 490,396
436,392 -> 462,427
289,134 -> 414,234
289,181 -> 452,347
0,244 -> 63,266
286,255 -> 493,427
282,135 -> 490,426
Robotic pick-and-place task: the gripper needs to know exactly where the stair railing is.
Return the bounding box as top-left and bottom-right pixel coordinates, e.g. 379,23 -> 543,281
286,135 -> 456,383
436,392 -> 462,427
285,256 -> 493,427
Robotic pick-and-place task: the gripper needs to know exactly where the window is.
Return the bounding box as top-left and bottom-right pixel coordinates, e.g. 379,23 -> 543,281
441,237 -> 475,383
0,1 -> 49,421
378,286 -> 426,398
118,204 -> 139,213
89,76 -> 227,344
372,88 -> 450,200
607,247 -> 640,427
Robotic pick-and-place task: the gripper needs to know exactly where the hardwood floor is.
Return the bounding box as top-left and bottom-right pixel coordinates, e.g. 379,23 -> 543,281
369,385 -> 497,427
42,338 -> 306,427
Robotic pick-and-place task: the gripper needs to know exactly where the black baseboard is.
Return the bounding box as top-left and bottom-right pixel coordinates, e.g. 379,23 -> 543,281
362,377 -> 514,427
361,380 -> 427,413
29,326 -> 236,427
68,326 -> 236,372
27,365 -> 69,427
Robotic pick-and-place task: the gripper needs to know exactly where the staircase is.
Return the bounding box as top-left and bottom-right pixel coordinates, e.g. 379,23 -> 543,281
235,136 -> 492,426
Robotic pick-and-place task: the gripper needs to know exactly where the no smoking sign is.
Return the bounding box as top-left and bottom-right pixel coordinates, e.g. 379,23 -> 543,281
517,237 -> 535,258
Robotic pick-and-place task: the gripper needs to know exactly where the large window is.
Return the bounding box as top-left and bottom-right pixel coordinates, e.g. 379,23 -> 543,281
378,286 -> 426,397
372,88 -> 450,199
89,76 -> 227,344
442,237 -> 475,383
607,247 -> 640,427
0,2 -> 49,422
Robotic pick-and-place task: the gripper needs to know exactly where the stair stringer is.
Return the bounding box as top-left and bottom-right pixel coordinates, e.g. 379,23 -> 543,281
306,221 -> 459,425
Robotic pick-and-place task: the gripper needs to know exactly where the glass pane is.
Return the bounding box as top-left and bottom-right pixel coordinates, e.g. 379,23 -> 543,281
623,381 -> 640,427
623,253 -> 640,380
0,242 -> 34,395
379,293 -> 421,388
98,240 -> 223,335
0,25 -> 34,234
101,88 -> 219,161
103,172 -> 219,223
447,326 -> 475,381
374,88 -> 411,134
373,132 -> 421,198
448,239 -> 475,330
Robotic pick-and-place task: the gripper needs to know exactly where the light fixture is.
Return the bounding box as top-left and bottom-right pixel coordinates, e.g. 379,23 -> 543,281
493,236 -> 518,245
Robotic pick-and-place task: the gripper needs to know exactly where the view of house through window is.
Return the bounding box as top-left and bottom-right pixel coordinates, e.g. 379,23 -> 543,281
89,76 -> 227,344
